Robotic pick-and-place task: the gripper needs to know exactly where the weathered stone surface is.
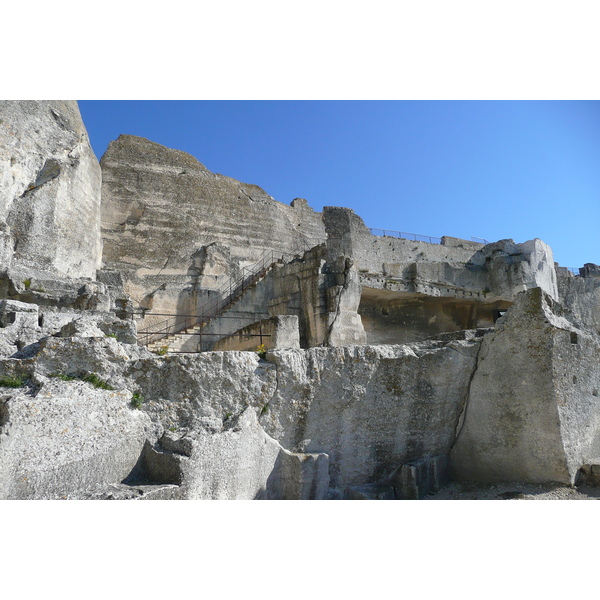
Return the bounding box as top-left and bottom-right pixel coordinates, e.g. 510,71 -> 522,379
212,315 -> 300,352
450,287 -> 600,485
576,463 -> 600,486
179,408 -> 329,500
57,313 -> 137,344
392,454 -> 450,499
0,101 -> 102,279
0,378 -> 156,499
262,341 -> 479,494
100,134 -> 326,317
580,263 -> 600,278
0,300 -> 138,359
323,208 -> 558,304
0,325 -> 481,499
3,104 -> 600,500
557,268 -> 600,335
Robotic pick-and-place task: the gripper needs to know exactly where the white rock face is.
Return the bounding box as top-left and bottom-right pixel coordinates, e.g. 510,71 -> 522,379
0,378 -> 156,499
479,238 -> 559,301
100,134 -> 326,316
0,101 -> 102,279
450,287 -> 600,484
0,325 -> 482,499
264,342 -> 478,492
182,408 -> 329,500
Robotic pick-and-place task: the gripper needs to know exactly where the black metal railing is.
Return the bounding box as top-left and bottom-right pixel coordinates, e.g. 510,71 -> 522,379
368,228 -> 490,245
138,245 -> 310,346
139,314 -> 273,353
369,228 -> 441,244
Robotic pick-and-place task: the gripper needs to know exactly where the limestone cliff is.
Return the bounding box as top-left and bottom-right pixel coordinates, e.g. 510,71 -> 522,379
0,315 -> 480,499
0,101 -> 102,279
100,135 -> 326,316
2,100 -> 600,500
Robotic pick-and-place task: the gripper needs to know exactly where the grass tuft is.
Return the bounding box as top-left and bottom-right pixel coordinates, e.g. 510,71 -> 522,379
0,375 -> 26,388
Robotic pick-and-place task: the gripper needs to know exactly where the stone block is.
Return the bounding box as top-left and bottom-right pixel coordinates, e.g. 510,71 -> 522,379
393,455 -> 450,499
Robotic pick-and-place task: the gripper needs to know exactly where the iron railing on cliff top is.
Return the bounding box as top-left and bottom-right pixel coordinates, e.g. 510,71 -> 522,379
369,228 -> 489,245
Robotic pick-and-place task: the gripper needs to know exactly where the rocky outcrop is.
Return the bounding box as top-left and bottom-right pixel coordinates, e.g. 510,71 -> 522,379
0,316 -> 482,499
2,101 -> 600,501
0,101 -> 102,279
100,135 -> 326,317
0,378 -> 156,499
0,299 -> 137,360
450,287 -> 600,485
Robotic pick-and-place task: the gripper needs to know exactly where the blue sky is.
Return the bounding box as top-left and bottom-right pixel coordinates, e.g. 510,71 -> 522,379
79,100 -> 600,269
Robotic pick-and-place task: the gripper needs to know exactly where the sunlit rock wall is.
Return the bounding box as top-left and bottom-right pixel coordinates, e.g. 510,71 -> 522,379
0,101 -> 102,279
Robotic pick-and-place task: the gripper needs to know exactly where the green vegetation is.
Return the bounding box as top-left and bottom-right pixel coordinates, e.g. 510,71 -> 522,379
105,333 -> 117,338
49,372 -> 113,389
50,373 -> 77,381
155,345 -> 169,356
22,278 -> 31,289
131,392 -> 144,409
0,375 -> 26,388
255,344 -> 267,359
81,373 -> 114,390
260,403 -> 269,416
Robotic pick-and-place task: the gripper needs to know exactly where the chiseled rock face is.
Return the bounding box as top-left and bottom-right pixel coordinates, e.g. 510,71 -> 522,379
0,379 -> 156,500
0,101 -> 102,279
264,342 -> 479,493
0,323 -> 480,499
471,238 -> 559,301
323,207 -> 559,303
450,287 -> 600,484
100,135 -> 326,314
180,408 -> 329,500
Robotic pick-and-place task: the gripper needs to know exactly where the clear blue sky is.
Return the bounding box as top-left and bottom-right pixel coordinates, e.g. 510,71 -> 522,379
79,101 -> 600,269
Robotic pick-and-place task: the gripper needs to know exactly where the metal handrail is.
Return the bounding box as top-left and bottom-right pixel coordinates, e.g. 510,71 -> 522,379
369,228 -> 441,244
368,228 -> 490,245
138,245 -> 310,346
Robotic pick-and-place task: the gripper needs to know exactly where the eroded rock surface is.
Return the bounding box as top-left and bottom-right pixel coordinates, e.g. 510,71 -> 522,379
100,135 -> 326,316
0,320 -> 482,499
450,287 -> 600,485
0,101 -> 102,279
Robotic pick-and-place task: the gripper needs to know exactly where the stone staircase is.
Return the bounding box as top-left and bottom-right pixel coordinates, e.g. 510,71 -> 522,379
143,249 -> 302,353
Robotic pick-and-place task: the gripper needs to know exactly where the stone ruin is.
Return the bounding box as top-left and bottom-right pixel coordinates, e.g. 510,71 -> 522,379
1,100 -> 600,499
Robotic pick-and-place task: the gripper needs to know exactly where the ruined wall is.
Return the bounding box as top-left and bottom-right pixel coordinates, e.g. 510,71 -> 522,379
323,206 -> 559,302
323,206 -> 480,274
0,101 -> 102,280
190,243 -> 367,350
212,316 -> 300,352
557,265 -> 600,335
100,135 -> 326,315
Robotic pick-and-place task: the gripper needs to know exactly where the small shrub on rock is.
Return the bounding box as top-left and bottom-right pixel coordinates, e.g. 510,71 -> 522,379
50,373 -> 77,381
131,392 -> 144,409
